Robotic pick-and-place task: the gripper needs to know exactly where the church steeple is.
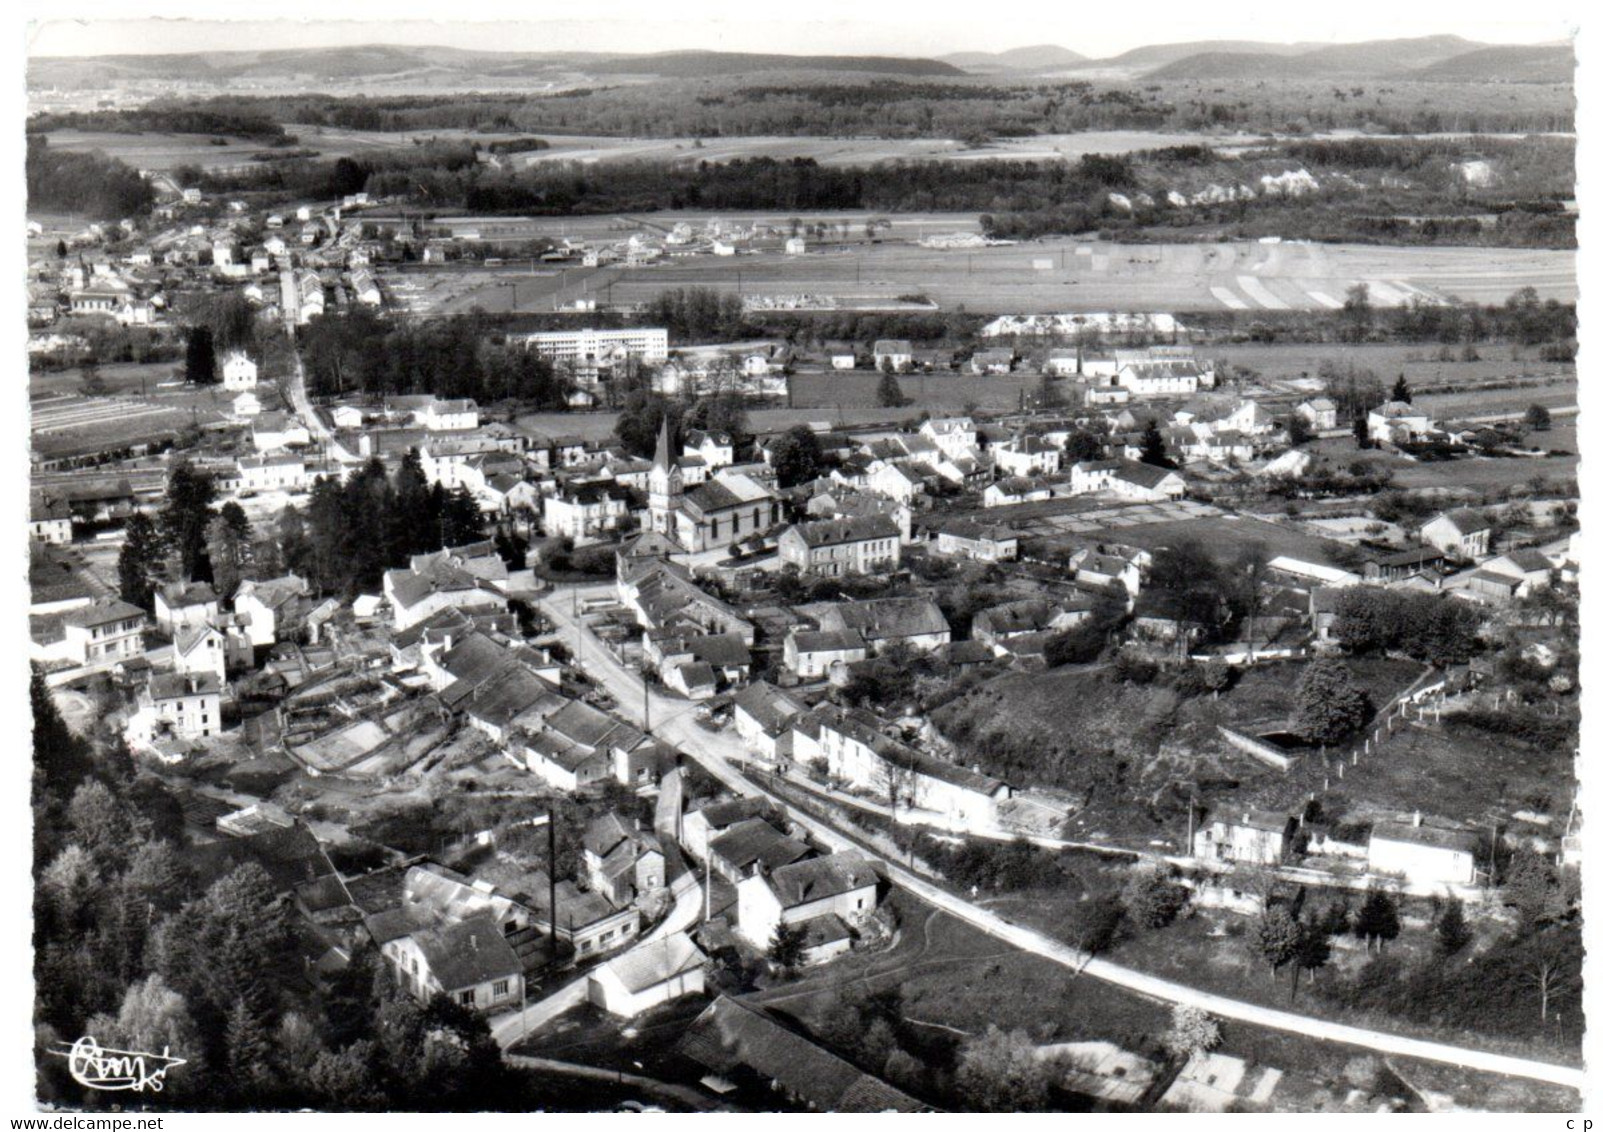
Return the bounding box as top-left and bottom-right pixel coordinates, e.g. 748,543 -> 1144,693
653,416 -> 675,471
648,417 -> 683,535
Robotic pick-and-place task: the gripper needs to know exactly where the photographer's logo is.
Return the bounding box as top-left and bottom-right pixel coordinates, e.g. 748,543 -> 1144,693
48,1036 -> 187,1092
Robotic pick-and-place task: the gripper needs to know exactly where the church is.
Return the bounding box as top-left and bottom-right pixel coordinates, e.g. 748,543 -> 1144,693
648,420 -> 779,554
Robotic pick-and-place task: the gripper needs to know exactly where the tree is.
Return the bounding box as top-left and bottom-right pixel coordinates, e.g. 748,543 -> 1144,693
1503,847 -> 1564,929
1256,906 -> 1302,979
768,424 -> 825,488
93,975 -> 206,1099
1292,921 -> 1330,997
205,503 -> 253,599
1163,1005 -> 1220,1059
1435,895 -> 1472,957
118,512 -> 166,610
68,780 -> 133,866
1139,420 -> 1170,467
876,365 -> 907,408
184,325 -> 218,385
159,461 -> 217,582
1285,413 -> 1312,447
613,391 -> 681,458
1353,413 -> 1371,448
1391,373 -> 1411,404
1122,866 -> 1190,930
1524,403 -> 1553,431
1291,660 -> 1371,745
1354,889 -> 1400,952
225,997 -> 278,1102
438,487 -> 485,550
1519,924 -> 1580,1025
80,360 -> 109,396
1062,428 -> 1102,463
955,1026 -> 1050,1112
1069,894 -> 1124,956
767,921 -> 808,975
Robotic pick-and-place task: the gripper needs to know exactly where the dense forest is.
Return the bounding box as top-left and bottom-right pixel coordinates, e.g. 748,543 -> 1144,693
298,307 -> 571,405
25,136 -> 154,219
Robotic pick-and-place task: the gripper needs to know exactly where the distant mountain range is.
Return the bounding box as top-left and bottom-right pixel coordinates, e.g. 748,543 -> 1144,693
27,45 -> 963,88
27,35 -> 1573,90
938,45 -> 1088,71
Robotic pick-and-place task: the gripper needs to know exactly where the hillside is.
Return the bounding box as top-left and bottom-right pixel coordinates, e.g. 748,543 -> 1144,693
1143,35 -> 1572,83
943,45 -> 1088,71
581,50 -> 963,78
1412,43 -> 1575,83
28,45 -> 962,88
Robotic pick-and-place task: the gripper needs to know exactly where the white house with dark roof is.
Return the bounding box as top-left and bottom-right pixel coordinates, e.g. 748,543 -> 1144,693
778,515 -> 901,578
234,574 -> 312,647
815,597 -> 950,654
1367,815 -> 1478,887
587,932 -> 706,1018
736,853 -> 880,958
1192,805 -> 1296,865
1421,509 -> 1493,560
933,520 -> 1019,562
154,581 -> 218,634
221,351 -> 258,391
784,628 -> 869,679
872,339 -> 913,372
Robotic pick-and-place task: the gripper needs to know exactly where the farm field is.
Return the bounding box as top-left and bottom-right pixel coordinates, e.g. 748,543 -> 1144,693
412,236 -> 1576,316
30,384 -> 235,460
39,125 -> 516,171
1306,434 -> 1578,493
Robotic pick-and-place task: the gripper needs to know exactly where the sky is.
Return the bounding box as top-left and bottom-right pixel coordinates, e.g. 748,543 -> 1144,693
26,1 -> 1580,60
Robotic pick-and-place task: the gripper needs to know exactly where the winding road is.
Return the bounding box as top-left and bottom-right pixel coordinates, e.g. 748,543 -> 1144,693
538,585 -> 1584,1092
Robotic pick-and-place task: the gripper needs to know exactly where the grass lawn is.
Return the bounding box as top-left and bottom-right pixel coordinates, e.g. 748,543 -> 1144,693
1325,710 -> 1578,824
1075,511 -> 1355,568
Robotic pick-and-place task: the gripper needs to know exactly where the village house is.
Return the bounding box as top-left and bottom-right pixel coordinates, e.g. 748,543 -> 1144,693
784,628 -> 870,679
1296,397 -> 1338,431
816,597 -> 951,654
681,797 -> 778,864
1192,805 -> 1297,866
234,574 -> 313,648
1367,816 -> 1478,887
736,853 -> 881,962
933,520 -> 1019,562
543,483 -> 630,543
968,348 -> 1015,375
1367,401 -> 1434,445
677,996 -> 928,1112
377,912 -> 525,1013
582,813 -> 666,907
707,817 -> 815,884
872,339 -> 914,372
994,435 -> 1062,478
383,557 -> 509,632
221,351 -> 258,391
251,412 -> 311,453
919,417 -> 980,460
420,398 -> 481,432
587,932 -> 707,1019
29,496 -> 73,545
127,671 -> 223,746
731,681 -> 806,765
33,597 -> 146,669
1421,509 -> 1493,559
526,879 -> 641,961
807,705 -> 1012,827
154,581 -> 219,635
778,515 -> 901,578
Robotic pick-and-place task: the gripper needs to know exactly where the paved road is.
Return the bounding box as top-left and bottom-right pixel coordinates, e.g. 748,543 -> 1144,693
538,586 -> 1584,1092
283,349 -> 332,442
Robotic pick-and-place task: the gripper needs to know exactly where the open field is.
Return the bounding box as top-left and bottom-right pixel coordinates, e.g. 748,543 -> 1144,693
1305,434 -> 1578,493
397,236 -> 1575,316
30,385 -> 235,460
40,125 -> 515,172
